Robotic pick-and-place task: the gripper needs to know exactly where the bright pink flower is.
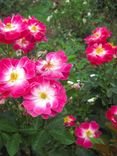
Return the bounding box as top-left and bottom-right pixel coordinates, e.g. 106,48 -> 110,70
86,43 -> 115,65
64,115 -> 76,127
107,42 -> 117,55
26,16 -> 47,42
36,50 -> 72,80
75,121 -> 101,148
13,35 -> 35,54
84,27 -> 111,45
22,76 -> 67,119
0,56 -> 35,98
106,105 -> 117,126
0,14 -> 27,43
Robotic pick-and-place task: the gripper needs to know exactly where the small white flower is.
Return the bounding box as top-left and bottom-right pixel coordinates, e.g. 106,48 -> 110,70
66,0 -> 70,3
90,74 -> 96,77
54,9 -> 58,14
87,12 -> 91,16
87,97 -> 96,103
67,81 -> 74,85
77,80 -> 80,82
83,1 -> 87,5
82,18 -> 87,24
46,15 -> 53,22
53,2 -> 56,8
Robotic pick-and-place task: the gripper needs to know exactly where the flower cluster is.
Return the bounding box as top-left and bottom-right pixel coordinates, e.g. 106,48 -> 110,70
63,115 -> 102,148
84,27 -> 117,65
106,105 -> 117,127
0,50 -> 72,119
0,14 -> 47,54
0,14 -> 72,119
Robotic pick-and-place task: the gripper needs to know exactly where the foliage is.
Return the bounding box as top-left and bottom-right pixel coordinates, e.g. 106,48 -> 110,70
0,0 -> 117,156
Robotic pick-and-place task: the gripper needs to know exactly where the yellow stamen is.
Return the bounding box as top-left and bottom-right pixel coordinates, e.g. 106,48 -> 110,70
40,92 -> 47,99
93,32 -> 100,38
44,61 -> 53,69
64,117 -> 69,123
31,25 -> 38,32
9,72 -> 19,82
86,130 -> 93,138
5,23 -> 14,29
95,47 -> 104,55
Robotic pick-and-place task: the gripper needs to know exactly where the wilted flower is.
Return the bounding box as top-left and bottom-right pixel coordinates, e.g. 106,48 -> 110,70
36,50 -> 72,80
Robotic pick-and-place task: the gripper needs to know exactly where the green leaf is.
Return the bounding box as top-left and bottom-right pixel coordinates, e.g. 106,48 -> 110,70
68,55 -> 76,62
32,129 -> 51,149
2,133 -> 21,156
47,115 -> 75,145
90,137 -> 104,145
0,118 -> 17,133
75,148 -> 96,156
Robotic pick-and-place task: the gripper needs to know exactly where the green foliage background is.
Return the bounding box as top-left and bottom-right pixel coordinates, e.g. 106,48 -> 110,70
0,0 -> 117,156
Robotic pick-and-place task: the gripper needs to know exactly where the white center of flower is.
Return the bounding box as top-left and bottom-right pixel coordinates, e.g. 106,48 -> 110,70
16,38 -> 29,47
32,84 -> 55,108
3,23 -> 17,32
43,59 -> 61,71
93,32 -> 100,38
93,45 -> 106,56
84,129 -> 94,138
5,67 -> 25,86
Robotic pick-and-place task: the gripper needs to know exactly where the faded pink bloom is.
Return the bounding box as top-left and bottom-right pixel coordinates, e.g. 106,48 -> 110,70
13,35 -> 35,54
0,97 -> 6,105
36,50 -> 72,80
86,43 -> 115,65
0,56 -> 35,98
64,115 -> 76,127
22,76 -> 67,119
84,27 -> 111,45
75,121 -> 101,148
